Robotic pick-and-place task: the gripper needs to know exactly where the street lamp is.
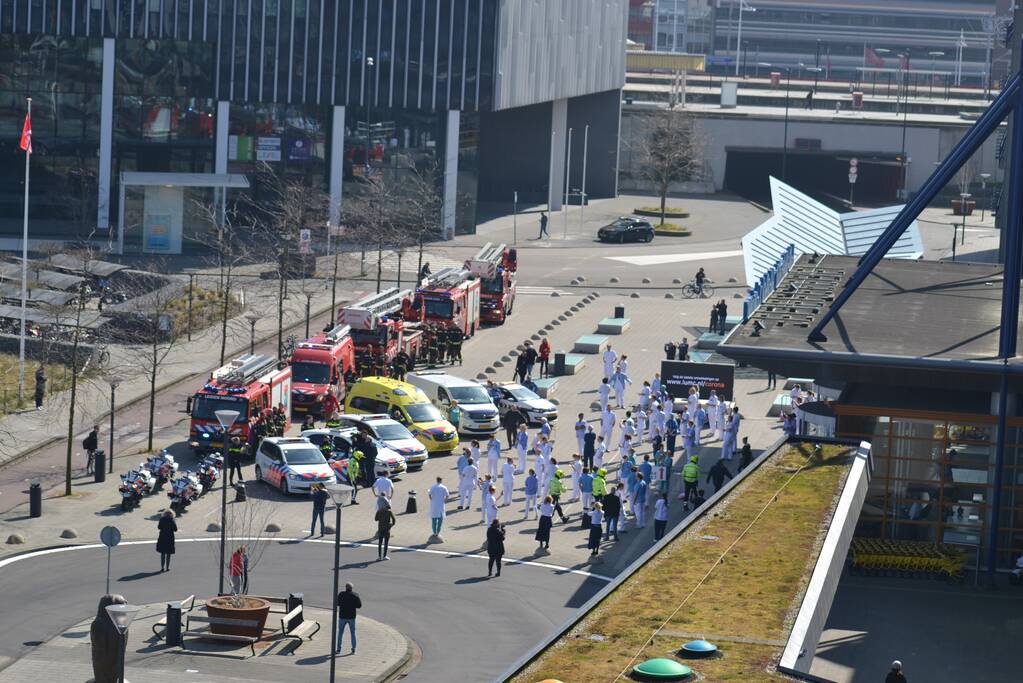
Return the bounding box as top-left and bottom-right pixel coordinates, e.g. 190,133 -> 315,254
105,375 -> 121,474
326,483 -> 354,683
979,172 -> 991,221
105,603 -> 141,683
735,1 -> 756,76
214,409 -> 240,595
960,192 -> 971,247
928,51 -> 945,98
244,311 -> 260,355
806,67 -> 822,106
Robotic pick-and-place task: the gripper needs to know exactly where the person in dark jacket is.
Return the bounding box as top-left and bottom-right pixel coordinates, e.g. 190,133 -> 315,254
335,582 -> 362,654
601,487 -> 622,541
84,425 -> 99,474
310,484 -> 329,536
486,518 -> 506,576
375,498 -> 396,560
503,408 -> 525,448
707,460 -> 733,493
156,510 -> 177,572
34,365 -> 46,409
885,660 -> 907,683
738,437 -> 754,471
91,593 -> 127,683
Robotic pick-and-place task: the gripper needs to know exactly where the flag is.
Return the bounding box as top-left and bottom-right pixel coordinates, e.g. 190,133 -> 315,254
900,52 -> 910,71
864,47 -> 885,68
19,111 -> 31,154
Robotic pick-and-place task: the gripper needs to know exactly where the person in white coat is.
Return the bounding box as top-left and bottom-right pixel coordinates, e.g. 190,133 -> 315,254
458,458 -> 479,509
693,404 -> 707,447
501,458 -> 515,506
483,485 -> 499,526
639,381 -> 652,411
600,405 -> 616,445
570,453 -> 583,502
636,408 -> 648,444
594,436 -> 607,469
706,390 -> 721,436
687,386 -> 700,418
515,424 -> 529,473
428,476 -> 449,537
620,412 -> 636,453
651,373 -> 662,396
536,439 -> 551,492
574,413 -> 588,455
651,402 -> 666,441
610,367 -> 632,409
602,345 -> 618,378
598,377 -> 611,412
620,355 -> 629,375
720,414 -> 735,460
486,435 -> 502,481
479,475 -> 495,523
732,406 -> 743,442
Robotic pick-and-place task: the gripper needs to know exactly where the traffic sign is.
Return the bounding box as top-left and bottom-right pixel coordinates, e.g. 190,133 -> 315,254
848,173 -> 858,184
849,158 -> 858,168
100,525 -> 121,547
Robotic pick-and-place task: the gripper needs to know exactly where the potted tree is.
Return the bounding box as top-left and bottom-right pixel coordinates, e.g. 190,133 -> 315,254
952,161 -> 977,216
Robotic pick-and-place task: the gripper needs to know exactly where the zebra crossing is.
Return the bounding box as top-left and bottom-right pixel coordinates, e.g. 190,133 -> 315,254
517,285 -> 573,297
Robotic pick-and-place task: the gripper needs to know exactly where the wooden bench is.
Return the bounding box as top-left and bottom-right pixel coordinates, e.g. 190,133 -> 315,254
183,615 -> 260,656
247,595 -> 291,614
596,317 -> 631,335
151,594 -> 196,639
280,604 -> 321,648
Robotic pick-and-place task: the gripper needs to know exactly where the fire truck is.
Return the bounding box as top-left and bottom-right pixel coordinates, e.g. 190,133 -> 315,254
465,242 -> 517,325
289,323 -> 355,416
189,354 -> 292,453
338,288 -> 424,374
416,267 -> 482,337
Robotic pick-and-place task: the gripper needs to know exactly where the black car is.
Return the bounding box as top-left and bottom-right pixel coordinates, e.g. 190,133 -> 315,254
597,217 -> 655,243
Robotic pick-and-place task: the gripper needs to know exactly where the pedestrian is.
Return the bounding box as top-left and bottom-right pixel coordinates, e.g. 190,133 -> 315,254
501,457 -> 515,506
739,437 -> 753,471
610,366 -> 632,408
600,404 -> 616,446
594,435 -> 607,469
579,466 -> 594,513
636,407 -> 648,444
419,261 -> 432,282
457,448 -> 469,477
602,484 -> 621,540
707,459 -> 732,493
448,400 -> 461,432
375,497 -> 395,560
665,411 -> 679,456
227,437 -> 244,485
483,484 -> 499,525
720,413 -> 736,460
709,304 -> 719,334
514,353 -> 529,383
486,518 -> 506,576
156,510 -> 177,572
515,423 -> 529,473
681,456 -> 700,506
34,365 -> 45,410
503,407 -> 524,449
766,368 -> 777,389
372,470 -> 394,505
583,425 -> 596,469
706,390 -> 720,436
664,340 -> 677,360
523,468 -> 539,518
548,471 -> 569,523
570,453 -> 583,501
653,493 -> 669,541
538,211 -> 549,238
535,495 -> 554,549
458,457 -> 478,509
885,660 -> 907,683
574,413 -> 587,454
633,473 -> 648,528
679,337 -> 689,361
805,88 -> 814,110
538,338 -> 551,377
602,345 -> 618,379
229,545 -> 247,594
486,434 -> 501,480
310,483 -> 328,536
587,502 -> 604,556
717,300 -> 729,334
83,425 -> 99,474
347,450 -> 361,503
335,582 -> 362,655
598,377 -> 611,412
428,476 -> 449,537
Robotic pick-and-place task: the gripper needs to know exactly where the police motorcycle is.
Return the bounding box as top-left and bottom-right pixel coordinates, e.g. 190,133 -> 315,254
118,467 -> 155,511
142,450 -> 179,491
196,453 -> 223,494
168,470 -> 204,513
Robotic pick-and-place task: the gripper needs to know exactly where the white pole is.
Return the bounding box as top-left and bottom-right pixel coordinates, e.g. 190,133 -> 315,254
547,130 -> 556,212
512,191 -> 518,245
735,3 -> 744,76
563,127 -> 572,238
580,125 -> 589,231
18,97 -> 31,404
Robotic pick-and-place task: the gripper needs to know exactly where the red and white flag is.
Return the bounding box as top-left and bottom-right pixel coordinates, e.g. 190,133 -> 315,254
19,110 -> 31,154
864,47 -> 885,68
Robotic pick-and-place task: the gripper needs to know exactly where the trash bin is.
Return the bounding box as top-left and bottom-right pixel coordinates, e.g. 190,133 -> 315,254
405,490 -> 417,514
614,305 -> 625,319
288,592 -> 304,612
553,352 -> 566,376
165,602 -> 183,646
851,91 -> 864,109
29,482 -> 41,518
94,450 -> 106,483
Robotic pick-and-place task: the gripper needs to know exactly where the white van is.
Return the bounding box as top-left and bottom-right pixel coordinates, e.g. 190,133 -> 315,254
405,371 -> 500,436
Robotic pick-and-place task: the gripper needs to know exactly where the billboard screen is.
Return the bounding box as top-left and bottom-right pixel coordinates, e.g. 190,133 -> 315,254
660,361 -> 734,401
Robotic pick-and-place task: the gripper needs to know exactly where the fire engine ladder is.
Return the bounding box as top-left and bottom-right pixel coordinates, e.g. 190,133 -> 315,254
425,267 -> 472,289
471,242 -> 506,264
323,322 -> 352,343
215,354 -> 279,385
347,288 -> 412,317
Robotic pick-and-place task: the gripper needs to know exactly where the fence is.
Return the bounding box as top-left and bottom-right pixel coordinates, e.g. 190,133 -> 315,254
742,244 -> 795,322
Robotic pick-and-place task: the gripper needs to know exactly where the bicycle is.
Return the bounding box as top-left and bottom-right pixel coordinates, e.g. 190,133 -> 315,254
279,334 -> 298,359
681,281 -> 714,299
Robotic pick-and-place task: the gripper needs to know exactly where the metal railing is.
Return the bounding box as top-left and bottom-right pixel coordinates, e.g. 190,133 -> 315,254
742,244 -> 795,322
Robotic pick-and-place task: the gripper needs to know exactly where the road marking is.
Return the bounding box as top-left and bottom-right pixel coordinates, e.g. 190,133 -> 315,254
517,286 -> 571,296
605,249 -> 744,267
0,537 -> 614,582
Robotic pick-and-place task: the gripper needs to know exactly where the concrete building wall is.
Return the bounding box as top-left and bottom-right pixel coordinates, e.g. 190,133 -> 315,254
493,0 -> 629,110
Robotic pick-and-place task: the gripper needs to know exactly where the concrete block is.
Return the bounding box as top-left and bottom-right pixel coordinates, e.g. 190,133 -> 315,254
492,360 -> 504,368
696,332 -> 724,350
265,523 -> 282,533
597,317 -> 632,335
665,292 -> 675,299
559,355 -> 586,376
207,522 -> 221,532
642,277 -> 652,284
630,292 -> 640,298
532,378 -> 558,398
6,533 -> 25,544
768,393 -> 794,418
573,335 -> 610,354
609,277 -> 619,283
60,529 -> 78,539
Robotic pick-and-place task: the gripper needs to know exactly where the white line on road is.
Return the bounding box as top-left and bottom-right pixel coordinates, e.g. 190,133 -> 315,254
0,537 -> 614,582
605,249 -> 744,266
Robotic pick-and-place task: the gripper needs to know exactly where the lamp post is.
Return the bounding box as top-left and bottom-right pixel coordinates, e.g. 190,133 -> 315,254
979,172 -> 991,222
214,409 -> 240,595
898,51 -> 910,200
105,375 -> 121,474
105,603 -> 141,683
782,67 -> 791,181
326,483 -> 354,683
928,50 -> 945,98
734,1 -> 756,76
244,311 -> 260,355
960,192 -> 971,246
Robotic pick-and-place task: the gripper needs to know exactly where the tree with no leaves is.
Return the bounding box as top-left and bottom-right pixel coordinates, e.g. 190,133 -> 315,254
637,107 -> 703,226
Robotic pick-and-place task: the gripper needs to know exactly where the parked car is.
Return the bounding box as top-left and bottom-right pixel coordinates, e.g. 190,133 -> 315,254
597,217 -> 654,243
254,437 -> 335,495
492,382 -> 559,425
332,414 -> 430,470
301,427 -> 407,479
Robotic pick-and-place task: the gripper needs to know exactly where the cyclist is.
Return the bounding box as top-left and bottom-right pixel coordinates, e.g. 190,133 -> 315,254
694,268 -> 706,296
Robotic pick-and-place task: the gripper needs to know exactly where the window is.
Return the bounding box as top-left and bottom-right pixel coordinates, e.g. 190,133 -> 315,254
282,446 -> 325,465
191,395 -> 249,421
423,298 -> 452,319
350,396 -> 389,413
449,386 -> 490,404
437,388 -> 449,403
291,361 -> 332,384
404,402 -> 442,423
261,442 -> 282,461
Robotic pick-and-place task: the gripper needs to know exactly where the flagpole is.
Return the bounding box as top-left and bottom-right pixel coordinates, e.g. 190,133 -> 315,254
18,97 -> 31,405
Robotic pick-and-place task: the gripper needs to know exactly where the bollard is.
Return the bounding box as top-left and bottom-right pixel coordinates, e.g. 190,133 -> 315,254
233,483 -> 247,502
165,601 -> 183,646
405,490 -> 417,514
614,305 -> 625,319
553,352 -> 566,376
29,482 -> 41,518
94,450 -> 106,483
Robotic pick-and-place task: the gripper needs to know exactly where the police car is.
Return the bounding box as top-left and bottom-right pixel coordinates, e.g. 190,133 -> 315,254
254,437 -> 336,496
301,427 -> 407,479
492,382 -> 559,425
333,414 -> 430,470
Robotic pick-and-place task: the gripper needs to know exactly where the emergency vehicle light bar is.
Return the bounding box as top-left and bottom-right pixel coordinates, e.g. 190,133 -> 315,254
212,354 -> 278,386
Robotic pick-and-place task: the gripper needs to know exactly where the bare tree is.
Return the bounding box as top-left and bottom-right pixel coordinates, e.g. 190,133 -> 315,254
397,162 -> 445,283
637,107 -> 703,225
205,495 -> 281,597
192,196 -> 248,365
342,175 -> 402,294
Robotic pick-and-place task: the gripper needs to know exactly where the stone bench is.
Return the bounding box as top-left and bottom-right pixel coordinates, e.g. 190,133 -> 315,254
687,350 -> 713,363
768,393 -> 793,417
532,377 -> 559,398
573,334 -> 610,354
723,314 -> 742,331
596,317 -> 631,335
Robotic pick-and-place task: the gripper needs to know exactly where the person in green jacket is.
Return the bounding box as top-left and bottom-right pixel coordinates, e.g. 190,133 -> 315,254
682,455 -> 700,508
592,469 -> 607,498
348,451 -> 362,504
547,470 -> 569,523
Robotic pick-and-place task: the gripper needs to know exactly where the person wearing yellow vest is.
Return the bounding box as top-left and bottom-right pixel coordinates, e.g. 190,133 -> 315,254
681,455 -> 700,508
592,468 -> 607,498
547,470 -> 569,523
348,451 -> 362,504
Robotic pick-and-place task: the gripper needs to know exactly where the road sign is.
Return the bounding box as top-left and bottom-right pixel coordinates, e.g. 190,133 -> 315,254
849,158 -> 858,168
298,228 -> 312,254
848,173 -> 858,184
100,525 -> 121,547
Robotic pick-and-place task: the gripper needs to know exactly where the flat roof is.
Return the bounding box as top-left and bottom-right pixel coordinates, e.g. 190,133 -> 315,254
720,254 -> 1023,390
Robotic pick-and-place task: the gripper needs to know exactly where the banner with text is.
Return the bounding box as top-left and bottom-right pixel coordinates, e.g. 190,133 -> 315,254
660,360 -> 734,401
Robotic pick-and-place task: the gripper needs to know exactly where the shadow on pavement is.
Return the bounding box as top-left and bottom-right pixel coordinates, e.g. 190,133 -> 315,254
119,570 -> 163,582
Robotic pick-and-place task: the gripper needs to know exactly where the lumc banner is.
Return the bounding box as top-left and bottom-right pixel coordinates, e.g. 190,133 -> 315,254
660,361 -> 735,401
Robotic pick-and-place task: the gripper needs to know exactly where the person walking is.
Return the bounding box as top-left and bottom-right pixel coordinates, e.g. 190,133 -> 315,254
83,425 -> 99,475
653,493 -> 669,541
523,468 -> 539,518
548,471 -> 569,523
514,353 -> 529,383
310,483 -> 329,536
682,456 -> 700,507
739,437 -> 753,471
538,338 -> 551,377
587,503 -> 604,556
885,661 -> 907,683
570,453 -> 583,502
486,518 -> 506,576
766,368 -> 777,389
600,405 -> 616,447
583,425 -> 596,469
156,510 -> 177,572
34,365 -> 46,410
458,457 -> 478,510
503,407 -> 525,449
522,342 -> 538,379
538,211 -> 549,239
633,473 -> 649,529
375,497 -> 396,560
720,413 -> 736,461
579,466 -> 594,514
229,546 -> 247,594
598,377 -> 611,412
602,484 -> 621,541
610,365 -> 631,409
428,476 -> 449,538
535,496 -> 554,550
594,435 -> 607,470
486,434 -> 502,481
602,345 -> 618,379
515,423 -> 529,473
335,582 -> 362,655
665,412 -> 679,456
347,450 -> 362,503
501,457 -> 515,506
483,484 -> 499,526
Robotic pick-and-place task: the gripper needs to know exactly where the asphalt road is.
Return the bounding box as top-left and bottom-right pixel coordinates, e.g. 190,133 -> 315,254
0,538 -> 606,682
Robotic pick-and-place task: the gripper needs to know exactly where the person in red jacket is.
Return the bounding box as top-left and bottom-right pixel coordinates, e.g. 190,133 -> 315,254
229,546 -> 248,594
321,391 -> 341,420
538,338 -> 552,378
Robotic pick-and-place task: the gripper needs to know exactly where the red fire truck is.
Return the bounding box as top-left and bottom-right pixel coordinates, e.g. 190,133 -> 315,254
189,354 -> 292,453
416,267 -> 482,336
338,288 -> 425,374
465,242 -> 517,325
289,323 -> 355,417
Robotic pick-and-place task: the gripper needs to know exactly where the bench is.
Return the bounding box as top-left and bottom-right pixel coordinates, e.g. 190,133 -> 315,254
247,595 -> 291,614
687,350 -> 712,363
151,594 -> 196,639
768,393 -> 793,417
560,354 -> 586,376
531,377 -> 558,398
280,604 -> 321,647
596,317 -> 631,335
183,615 -> 260,656
572,334 -> 609,354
